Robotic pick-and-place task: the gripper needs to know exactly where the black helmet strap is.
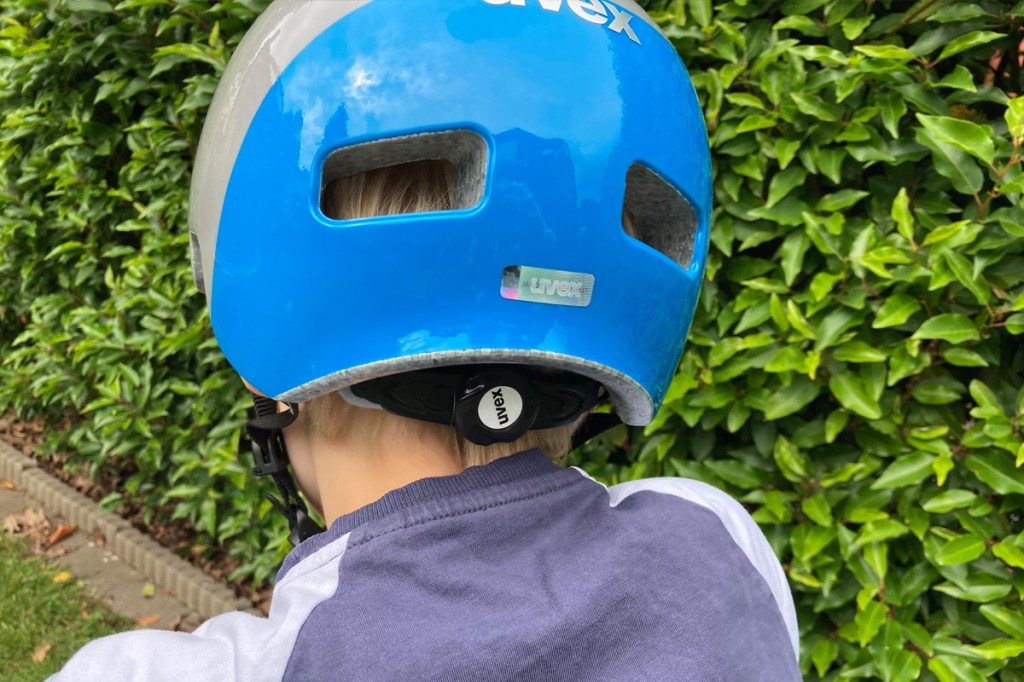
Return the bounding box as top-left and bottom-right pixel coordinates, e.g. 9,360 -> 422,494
351,366 -> 611,447
244,395 -> 322,546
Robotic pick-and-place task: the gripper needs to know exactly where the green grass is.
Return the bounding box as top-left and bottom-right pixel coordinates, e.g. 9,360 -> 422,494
0,534 -> 131,682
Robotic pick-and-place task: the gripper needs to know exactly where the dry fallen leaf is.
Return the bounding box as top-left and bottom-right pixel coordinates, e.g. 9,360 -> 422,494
32,643 -> 51,663
18,507 -> 52,548
135,614 -> 160,628
2,514 -> 20,534
52,571 -> 73,584
0,479 -> 15,490
45,523 -> 77,549
21,507 -> 48,528
168,614 -> 184,632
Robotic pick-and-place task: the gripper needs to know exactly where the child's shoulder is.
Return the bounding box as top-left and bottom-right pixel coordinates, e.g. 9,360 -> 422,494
572,469 -> 799,654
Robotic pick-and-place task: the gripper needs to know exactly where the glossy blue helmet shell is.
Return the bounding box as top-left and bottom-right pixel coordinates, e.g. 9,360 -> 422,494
189,0 -> 711,425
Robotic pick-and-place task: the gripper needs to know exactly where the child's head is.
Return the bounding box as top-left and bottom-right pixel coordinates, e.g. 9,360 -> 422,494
189,1 -> 712,527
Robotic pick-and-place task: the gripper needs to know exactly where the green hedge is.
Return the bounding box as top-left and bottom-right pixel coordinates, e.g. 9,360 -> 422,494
2,0 -> 1023,679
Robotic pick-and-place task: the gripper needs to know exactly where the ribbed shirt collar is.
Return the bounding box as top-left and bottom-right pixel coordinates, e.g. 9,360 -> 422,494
277,450 -> 575,581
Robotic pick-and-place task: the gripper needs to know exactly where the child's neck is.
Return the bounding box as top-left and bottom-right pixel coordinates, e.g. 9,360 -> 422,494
305,417 -> 464,526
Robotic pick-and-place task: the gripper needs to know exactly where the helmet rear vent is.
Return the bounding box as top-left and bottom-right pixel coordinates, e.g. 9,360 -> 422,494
320,130 -> 488,219
622,163 -> 697,268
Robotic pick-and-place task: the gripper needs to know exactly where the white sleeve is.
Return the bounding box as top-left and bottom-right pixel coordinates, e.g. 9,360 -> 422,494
574,470 -> 800,659
48,532 -> 352,682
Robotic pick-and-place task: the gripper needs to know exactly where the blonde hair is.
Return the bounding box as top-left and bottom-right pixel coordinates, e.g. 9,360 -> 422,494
314,161 -> 581,467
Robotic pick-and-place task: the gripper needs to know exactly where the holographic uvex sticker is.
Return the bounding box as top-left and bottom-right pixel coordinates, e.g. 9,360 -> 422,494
500,265 -> 595,307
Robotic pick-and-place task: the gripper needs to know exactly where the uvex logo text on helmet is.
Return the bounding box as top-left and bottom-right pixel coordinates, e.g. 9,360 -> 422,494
529,278 -> 584,298
478,386 -> 524,430
483,0 -> 641,45
490,388 -> 511,425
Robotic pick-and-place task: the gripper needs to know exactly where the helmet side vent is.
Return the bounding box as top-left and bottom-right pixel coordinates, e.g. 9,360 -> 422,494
622,163 -> 697,269
320,130 -> 488,218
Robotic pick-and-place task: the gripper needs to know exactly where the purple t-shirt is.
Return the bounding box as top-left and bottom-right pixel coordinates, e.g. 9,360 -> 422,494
52,450 -> 800,681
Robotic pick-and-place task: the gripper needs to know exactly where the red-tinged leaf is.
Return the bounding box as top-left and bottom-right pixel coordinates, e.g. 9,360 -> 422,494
45,523 -> 78,549
135,614 -> 161,627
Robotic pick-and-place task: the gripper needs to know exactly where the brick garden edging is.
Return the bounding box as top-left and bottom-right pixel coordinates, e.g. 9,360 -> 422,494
0,439 -> 255,620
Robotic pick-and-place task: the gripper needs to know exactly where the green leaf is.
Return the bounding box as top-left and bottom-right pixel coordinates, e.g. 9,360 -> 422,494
779,230 -> 810,286
922,489 -> 977,513
916,114 -> 995,164
968,638 -> 1024,660
932,452 -> 954,487
928,655 -> 989,682
980,605 -> 1024,640
873,295 -> 921,329
774,138 -> 801,169
937,30 -> 1006,62
708,338 -> 743,367
736,113 -> 778,133
766,167 -> 807,208
763,378 -> 820,419
922,220 -> 974,246
933,580 -> 1012,603
992,540 -> 1024,569
817,189 -> 869,212
856,519 -> 910,545
724,93 -> 765,109
815,307 -> 861,350
841,15 -> 871,41
774,435 -> 809,482
825,410 -> 849,443
935,64 -> 976,92
891,188 -> 914,242
802,494 -> 833,527
941,348 -> 988,367
878,91 -> 907,138
1006,312 -> 1024,335
941,250 -> 990,304
912,376 -> 965,405
871,453 -> 935,489
65,0 -> 114,11
855,599 -> 888,647
968,380 -> 1003,419
791,91 -> 841,122
765,346 -> 806,373
885,650 -> 922,682
791,524 -> 836,562
911,314 -> 980,344
810,637 -> 837,677
935,534 -> 986,566
965,453 -> 1024,495
1006,97 -> 1024,139
855,44 -> 917,60
833,341 -> 886,363
914,129 -> 984,195
703,459 -> 763,489
687,0 -> 712,26
830,372 -> 882,420
786,299 -> 816,338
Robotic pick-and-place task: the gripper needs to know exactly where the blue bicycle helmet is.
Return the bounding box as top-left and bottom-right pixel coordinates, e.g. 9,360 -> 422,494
190,0 -> 711,431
